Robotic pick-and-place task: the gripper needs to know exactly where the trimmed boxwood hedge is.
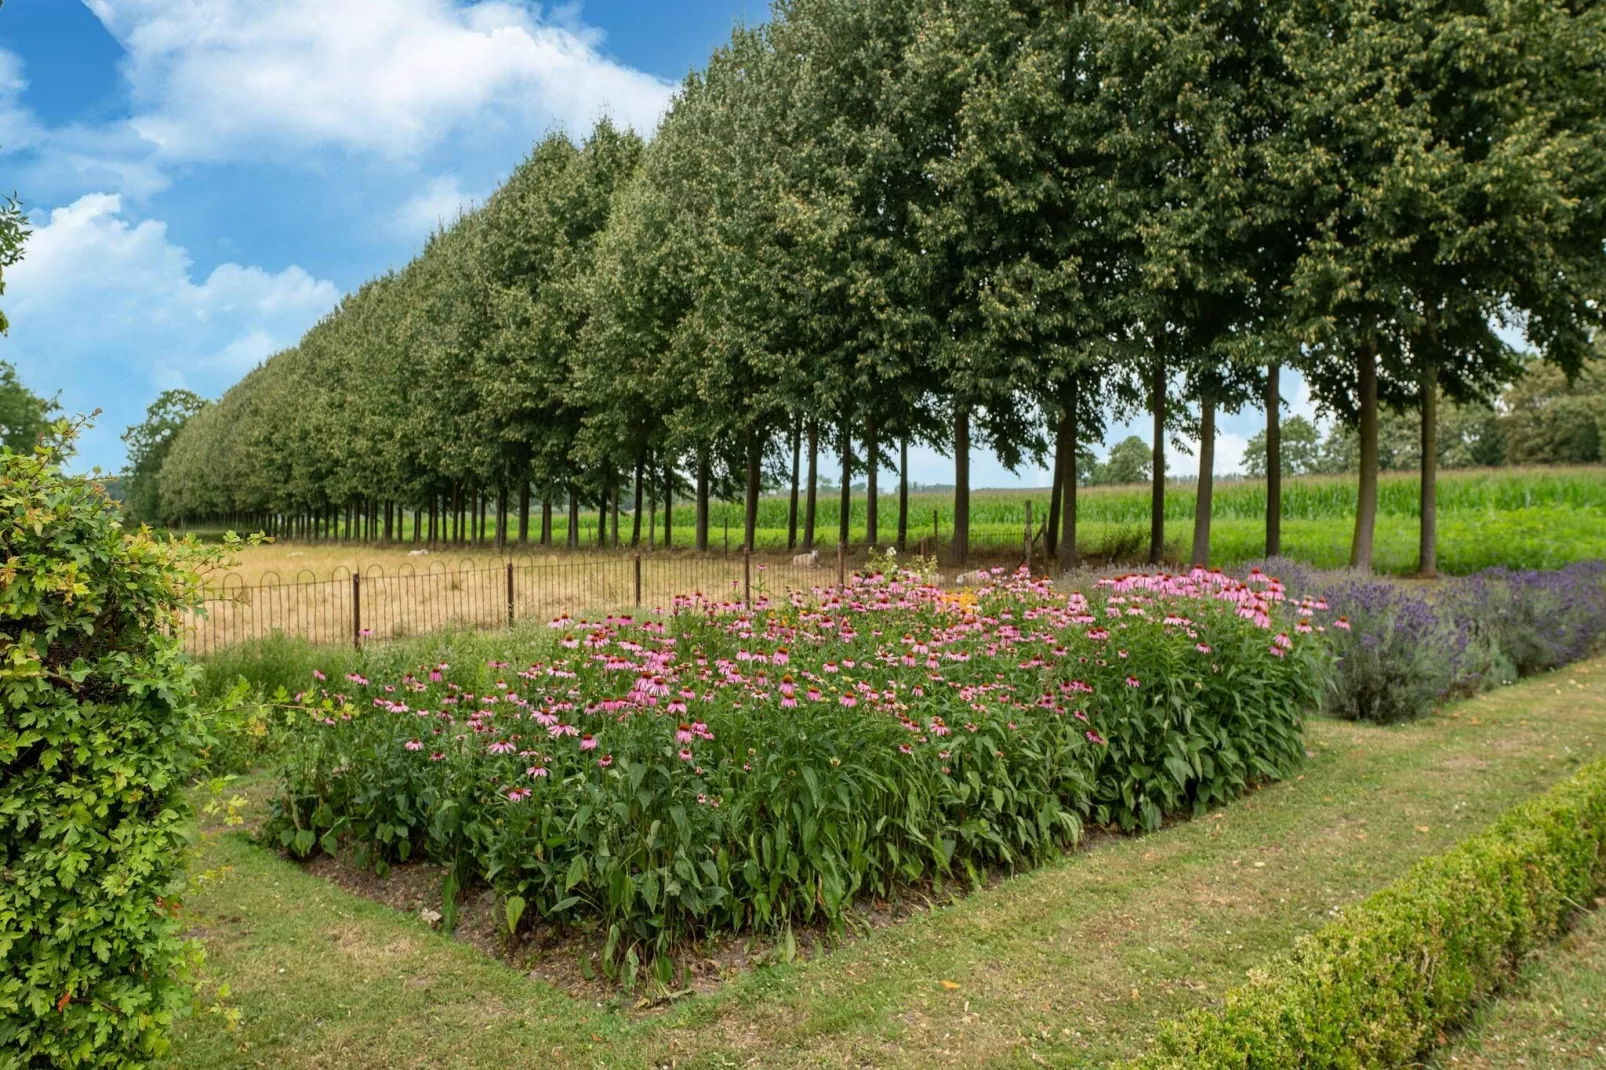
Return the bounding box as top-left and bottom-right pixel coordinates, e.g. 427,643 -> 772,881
1134,757 -> 1606,1068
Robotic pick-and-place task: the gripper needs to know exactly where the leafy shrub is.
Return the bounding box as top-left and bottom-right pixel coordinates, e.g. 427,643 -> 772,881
0,425 -> 227,1065
1271,559 -> 1606,723
262,567 -> 1326,977
1134,757 -> 1606,1068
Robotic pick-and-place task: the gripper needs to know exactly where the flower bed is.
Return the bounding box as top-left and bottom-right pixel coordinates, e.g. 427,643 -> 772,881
263,567 -> 1327,975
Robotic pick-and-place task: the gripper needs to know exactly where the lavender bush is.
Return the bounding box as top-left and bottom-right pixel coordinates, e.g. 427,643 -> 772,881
1269,559 -> 1606,723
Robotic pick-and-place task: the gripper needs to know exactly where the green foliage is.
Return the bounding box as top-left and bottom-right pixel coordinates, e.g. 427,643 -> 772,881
0,421 -> 233,1066
0,187 -> 27,336
1092,435 -> 1154,487
1243,416 -> 1323,478
1135,756 -> 1606,1069
259,567 -> 1323,972
0,361 -> 58,454
1500,357 -> 1606,467
121,389 -> 209,523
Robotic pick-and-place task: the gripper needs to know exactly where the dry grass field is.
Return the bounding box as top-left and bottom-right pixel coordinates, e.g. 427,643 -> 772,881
182,542 -> 881,653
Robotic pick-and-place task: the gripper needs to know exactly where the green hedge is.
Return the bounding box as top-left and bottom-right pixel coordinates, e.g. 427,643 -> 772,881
1134,758 -> 1606,1068
0,429 -> 228,1067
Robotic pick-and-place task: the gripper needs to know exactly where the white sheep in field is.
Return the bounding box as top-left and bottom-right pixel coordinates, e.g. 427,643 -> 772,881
792,549 -> 821,568
407,548 -> 430,557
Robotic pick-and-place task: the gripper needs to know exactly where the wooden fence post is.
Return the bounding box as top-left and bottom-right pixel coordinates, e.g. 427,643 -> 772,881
506,562 -> 515,627
351,573 -> 361,649
743,548 -> 752,606
635,553 -> 643,608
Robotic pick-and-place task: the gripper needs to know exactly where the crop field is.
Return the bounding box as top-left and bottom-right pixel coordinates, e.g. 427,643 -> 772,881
178,466 -> 1605,653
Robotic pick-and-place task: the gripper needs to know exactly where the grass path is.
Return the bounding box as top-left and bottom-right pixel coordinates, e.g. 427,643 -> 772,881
169,661 -> 1606,1069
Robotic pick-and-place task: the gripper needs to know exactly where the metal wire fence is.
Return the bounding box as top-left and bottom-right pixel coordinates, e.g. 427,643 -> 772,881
180,546 -> 1012,655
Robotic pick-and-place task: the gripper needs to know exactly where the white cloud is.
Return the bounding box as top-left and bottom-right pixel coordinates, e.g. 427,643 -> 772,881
393,175 -> 480,238
87,0 -> 676,163
3,193 -> 338,469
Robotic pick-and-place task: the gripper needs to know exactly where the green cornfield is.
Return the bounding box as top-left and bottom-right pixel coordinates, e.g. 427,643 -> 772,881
678,466 -> 1606,574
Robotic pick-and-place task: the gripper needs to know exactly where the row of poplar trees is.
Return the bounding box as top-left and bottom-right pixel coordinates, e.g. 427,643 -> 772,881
156,0 -> 1606,574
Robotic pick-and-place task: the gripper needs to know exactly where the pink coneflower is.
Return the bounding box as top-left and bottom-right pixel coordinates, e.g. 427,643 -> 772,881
1125,675 -> 1141,688
579,734 -> 597,750
313,669 -> 326,681
487,740 -> 517,754
1196,643 -> 1212,654
807,687 -> 823,702
1273,632 -> 1293,650
405,739 -> 423,751
1334,616 -> 1351,630
430,751 -> 446,761
773,647 -> 789,665
840,694 -> 857,708
697,793 -> 708,804
507,787 -> 531,802
597,754 -> 613,768
822,661 -> 839,674
898,743 -> 913,755
676,723 -> 694,744
679,748 -> 694,762
1086,730 -> 1107,745
1270,645 -> 1286,658
527,765 -> 549,778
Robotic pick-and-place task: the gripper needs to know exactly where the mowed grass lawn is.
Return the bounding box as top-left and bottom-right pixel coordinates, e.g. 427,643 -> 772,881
169,662 -> 1606,1069
1432,906 -> 1606,1069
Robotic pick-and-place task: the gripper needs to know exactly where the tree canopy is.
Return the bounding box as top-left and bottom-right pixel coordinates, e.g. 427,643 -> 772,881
149,0 -> 1606,572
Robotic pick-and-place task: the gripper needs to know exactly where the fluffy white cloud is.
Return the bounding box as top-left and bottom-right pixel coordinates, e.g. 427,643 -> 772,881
3,193 -> 338,469
86,0 -> 676,162
392,175 -> 481,238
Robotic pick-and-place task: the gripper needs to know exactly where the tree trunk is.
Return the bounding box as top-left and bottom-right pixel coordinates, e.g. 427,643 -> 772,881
663,464 -> 673,549
695,451 -> 710,552
496,484 -> 508,550
804,418 -> 818,550
1048,408 -> 1069,559
518,483 -> 530,546
1149,354 -> 1166,565
1350,340 -> 1380,571
1265,361 -> 1282,557
1419,363 -> 1438,578
839,416 -> 852,547
865,410 -> 879,547
1063,384 -> 1079,568
954,406 -> 971,564
787,418 -> 800,550
632,454 -> 645,547
568,489 -> 580,549
1191,395 -> 1216,566
744,430 -> 762,551
611,479 -> 620,548
541,497 -> 552,546
647,475 -> 657,552
897,436 -> 909,552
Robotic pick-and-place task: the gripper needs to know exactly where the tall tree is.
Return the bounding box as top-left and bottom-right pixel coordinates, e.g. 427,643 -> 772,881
121,389 -> 208,522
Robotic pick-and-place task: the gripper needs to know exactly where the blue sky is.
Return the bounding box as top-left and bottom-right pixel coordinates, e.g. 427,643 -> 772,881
0,0 -> 1314,483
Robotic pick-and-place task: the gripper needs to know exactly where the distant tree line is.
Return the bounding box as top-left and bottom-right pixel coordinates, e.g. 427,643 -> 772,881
136,0 -> 1604,575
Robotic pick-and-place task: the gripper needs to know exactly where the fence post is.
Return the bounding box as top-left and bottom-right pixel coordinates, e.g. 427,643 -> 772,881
837,541 -> 846,593
743,548 -> 752,606
506,562 -> 515,628
634,553 -> 643,608
1024,500 -> 1033,572
351,572 -> 361,649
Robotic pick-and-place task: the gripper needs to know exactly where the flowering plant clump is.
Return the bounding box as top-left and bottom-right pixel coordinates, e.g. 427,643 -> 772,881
1268,558 -> 1606,723
263,565 -> 1326,974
